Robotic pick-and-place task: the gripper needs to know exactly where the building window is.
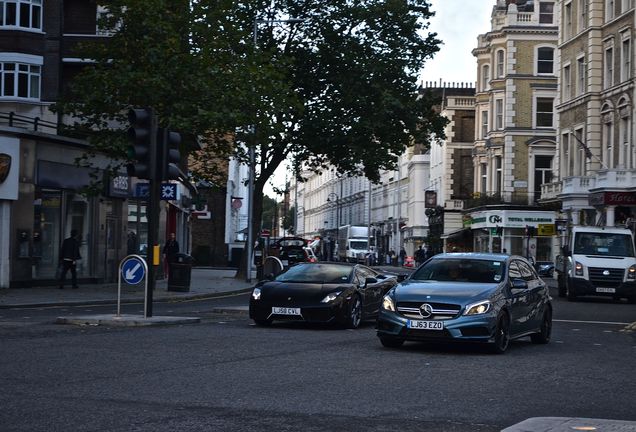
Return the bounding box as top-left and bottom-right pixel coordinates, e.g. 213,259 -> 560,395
480,163 -> 488,194
561,133 -> 571,176
619,110 -> 632,168
602,108 -> 614,168
481,110 -> 489,138
0,0 -> 42,30
604,46 -> 614,89
606,0 -> 615,20
574,128 -> 586,175
577,56 -> 586,95
539,2 -> 555,23
563,64 -> 571,100
579,0 -> 588,31
535,97 -> 554,128
537,47 -> 555,74
495,156 -> 502,194
534,155 -> 553,200
495,99 -> 504,130
496,50 -> 505,78
564,2 -> 573,39
482,64 -> 490,91
621,0 -> 634,13
0,61 -> 40,98
621,37 -> 631,82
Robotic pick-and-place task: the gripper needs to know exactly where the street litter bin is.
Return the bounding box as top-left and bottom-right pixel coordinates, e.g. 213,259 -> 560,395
168,253 -> 194,292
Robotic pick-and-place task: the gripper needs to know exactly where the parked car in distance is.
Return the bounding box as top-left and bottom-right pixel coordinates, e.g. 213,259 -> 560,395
250,262 -> 398,329
535,261 -> 555,278
376,253 -> 552,353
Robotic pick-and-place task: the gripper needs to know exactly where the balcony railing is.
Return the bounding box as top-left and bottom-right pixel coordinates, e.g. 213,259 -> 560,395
561,176 -> 596,195
464,191 -> 535,208
594,169 -> 636,190
540,181 -> 562,200
0,111 -> 59,134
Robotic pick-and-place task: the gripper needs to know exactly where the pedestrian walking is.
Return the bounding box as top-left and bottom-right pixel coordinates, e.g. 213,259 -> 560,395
58,229 -> 81,289
415,245 -> 425,266
398,247 -> 406,267
162,233 -> 179,277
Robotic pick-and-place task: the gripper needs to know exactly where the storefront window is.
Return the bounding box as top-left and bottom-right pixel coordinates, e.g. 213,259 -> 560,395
127,202 -> 148,254
32,188 -> 92,279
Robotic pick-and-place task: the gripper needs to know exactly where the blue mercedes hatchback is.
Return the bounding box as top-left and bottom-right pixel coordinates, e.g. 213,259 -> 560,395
376,253 -> 552,353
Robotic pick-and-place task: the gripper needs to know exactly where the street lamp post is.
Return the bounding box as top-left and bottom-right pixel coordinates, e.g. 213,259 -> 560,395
246,16 -> 304,283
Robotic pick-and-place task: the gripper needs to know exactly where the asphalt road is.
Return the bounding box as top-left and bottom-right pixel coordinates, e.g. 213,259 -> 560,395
0,289 -> 635,432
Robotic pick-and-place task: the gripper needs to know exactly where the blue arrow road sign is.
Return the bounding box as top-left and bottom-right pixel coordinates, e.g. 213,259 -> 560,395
121,256 -> 145,285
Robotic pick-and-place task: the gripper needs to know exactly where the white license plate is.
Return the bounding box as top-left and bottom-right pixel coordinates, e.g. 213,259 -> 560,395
272,307 -> 301,315
596,287 -> 616,293
407,320 -> 444,330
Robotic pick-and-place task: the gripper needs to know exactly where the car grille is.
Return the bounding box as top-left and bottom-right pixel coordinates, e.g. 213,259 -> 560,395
396,301 -> 461,320
588,267 -> 624,287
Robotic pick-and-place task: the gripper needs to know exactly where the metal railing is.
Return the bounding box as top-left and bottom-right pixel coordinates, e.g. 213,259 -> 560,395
464,191 -> 535,208
0,111 -> 59,134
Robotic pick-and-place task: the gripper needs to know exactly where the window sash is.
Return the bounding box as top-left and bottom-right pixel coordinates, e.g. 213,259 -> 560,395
536,98 -> 554,128
537,48 -> 554,74
539,2 -> 555,23
0,61 -> 40,98
1,0 -> 42,29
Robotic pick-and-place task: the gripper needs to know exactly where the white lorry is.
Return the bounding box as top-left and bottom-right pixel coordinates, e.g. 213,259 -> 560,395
556,225 -> 636,303
337,225 -> 370,263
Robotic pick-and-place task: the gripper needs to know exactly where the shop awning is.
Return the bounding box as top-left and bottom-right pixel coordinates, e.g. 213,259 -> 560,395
441,228 -> 471,240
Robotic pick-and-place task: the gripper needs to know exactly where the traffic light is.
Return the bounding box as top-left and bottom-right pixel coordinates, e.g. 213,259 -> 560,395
158,128 -> 182,181
127,108 -> 154,180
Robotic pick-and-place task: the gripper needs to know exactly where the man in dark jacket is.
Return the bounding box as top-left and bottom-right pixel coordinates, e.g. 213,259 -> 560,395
59,230 -> 81,289
162,233 -> 179,277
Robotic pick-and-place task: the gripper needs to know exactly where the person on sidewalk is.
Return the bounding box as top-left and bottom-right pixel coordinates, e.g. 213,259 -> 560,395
398,247 -> 406,267
127,231 -> 138,255
163,233 -> 179,278
59,230 -> 81,289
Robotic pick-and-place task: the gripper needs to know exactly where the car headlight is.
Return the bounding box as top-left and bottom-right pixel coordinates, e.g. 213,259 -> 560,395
628,265 -> 636,280
381,295 -> 396,312
321,291 -> 342,303
574,261 -> 584,276
252,287 -> 261,300
463,300 -> 491,316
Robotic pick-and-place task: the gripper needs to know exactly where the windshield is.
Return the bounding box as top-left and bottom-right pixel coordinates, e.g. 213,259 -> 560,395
275,264 -> 352,284
573,233 -> 635,257
411,258 -> 505,283
350,241 -> 368,250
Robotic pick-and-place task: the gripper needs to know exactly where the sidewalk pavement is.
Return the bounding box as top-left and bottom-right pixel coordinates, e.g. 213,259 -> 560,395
0,267 -> 256,309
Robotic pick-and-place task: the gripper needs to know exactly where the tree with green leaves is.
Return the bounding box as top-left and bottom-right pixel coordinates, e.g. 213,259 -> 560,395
55,0 -> 447,278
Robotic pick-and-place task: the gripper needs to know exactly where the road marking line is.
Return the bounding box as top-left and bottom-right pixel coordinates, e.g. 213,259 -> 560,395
554,319 -> 630,326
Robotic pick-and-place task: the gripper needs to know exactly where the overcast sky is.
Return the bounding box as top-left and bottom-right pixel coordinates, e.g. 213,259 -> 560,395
420,0 -> 493,86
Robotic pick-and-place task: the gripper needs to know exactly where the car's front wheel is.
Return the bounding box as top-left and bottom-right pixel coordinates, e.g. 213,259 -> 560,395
345,296 -> 362,329
379,337 -> 404,348
490,313 -> 510,354
530,308 -> 552,344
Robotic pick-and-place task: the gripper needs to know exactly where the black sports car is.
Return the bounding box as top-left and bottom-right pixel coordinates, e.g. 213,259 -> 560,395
249,262 -> 398,328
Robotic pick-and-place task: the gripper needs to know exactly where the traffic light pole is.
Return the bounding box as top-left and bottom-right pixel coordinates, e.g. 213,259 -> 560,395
145,111 -> 159,318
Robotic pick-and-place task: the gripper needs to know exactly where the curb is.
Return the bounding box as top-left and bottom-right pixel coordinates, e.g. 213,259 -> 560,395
0,287 -> 253,310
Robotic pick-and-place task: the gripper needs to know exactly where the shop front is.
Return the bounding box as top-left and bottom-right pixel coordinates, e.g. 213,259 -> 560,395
465,208 -> 557,261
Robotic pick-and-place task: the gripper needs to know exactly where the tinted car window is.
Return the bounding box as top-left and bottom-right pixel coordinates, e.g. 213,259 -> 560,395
411,259 -> 505,283
275,264 -> 352,284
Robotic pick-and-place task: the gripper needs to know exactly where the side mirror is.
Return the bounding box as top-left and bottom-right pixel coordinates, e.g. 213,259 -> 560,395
265,273 -> 275,281
396,274 -> 407,283
364,277 -> 378,286
510,278 -> 528,290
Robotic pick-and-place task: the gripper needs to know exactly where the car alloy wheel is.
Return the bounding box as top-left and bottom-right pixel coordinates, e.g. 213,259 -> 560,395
530,308 -> 552,344
491,314 -> 510,354
347,296 -> 362,329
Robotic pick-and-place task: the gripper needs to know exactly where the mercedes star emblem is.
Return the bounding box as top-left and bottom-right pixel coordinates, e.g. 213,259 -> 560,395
603,270 -> 610,276
420,303 -> 433,318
